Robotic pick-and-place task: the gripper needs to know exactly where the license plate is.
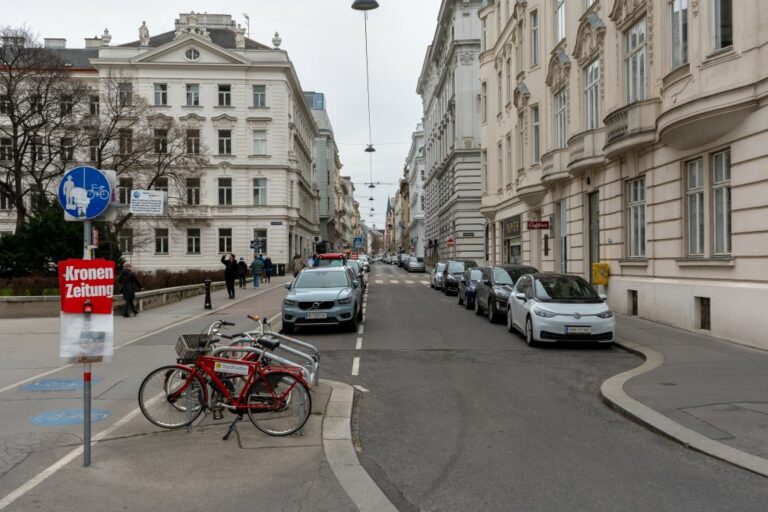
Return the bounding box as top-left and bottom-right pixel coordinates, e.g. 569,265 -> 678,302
306,312 -> 327,319
566,326 -> 591,334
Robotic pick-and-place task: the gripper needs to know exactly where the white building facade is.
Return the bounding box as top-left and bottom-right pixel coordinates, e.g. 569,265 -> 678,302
406,124 -> 426,257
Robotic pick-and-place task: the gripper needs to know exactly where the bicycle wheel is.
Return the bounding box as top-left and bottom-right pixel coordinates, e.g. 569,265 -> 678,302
138,365 -> 207,428
246,372 -> 311,436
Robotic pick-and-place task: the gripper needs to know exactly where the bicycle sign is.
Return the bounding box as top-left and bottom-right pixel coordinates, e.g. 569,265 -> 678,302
58,166 -> 112,220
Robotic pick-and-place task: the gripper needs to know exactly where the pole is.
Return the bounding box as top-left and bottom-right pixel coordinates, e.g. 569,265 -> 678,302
83,219 -> 92,466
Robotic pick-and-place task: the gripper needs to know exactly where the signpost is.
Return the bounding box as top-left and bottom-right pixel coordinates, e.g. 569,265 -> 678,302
447,238 -> 454,248
129,190 -> 165,215
527,220 -> 550,230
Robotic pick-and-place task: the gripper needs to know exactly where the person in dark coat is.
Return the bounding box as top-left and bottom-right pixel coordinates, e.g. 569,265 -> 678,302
221,253 -> 237,299
118,264 -> 142,317
236,257 -> 248,288
263,255 -> 273,283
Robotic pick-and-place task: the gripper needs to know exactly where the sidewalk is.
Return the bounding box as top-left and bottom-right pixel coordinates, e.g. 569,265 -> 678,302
603,314 -> 768,477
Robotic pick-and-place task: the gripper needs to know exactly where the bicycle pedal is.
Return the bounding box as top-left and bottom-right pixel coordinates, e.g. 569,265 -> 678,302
212,409 -> 224,421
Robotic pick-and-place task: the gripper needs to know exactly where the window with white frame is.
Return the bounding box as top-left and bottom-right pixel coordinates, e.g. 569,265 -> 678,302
253,229 -> 268,254
118,83 -> 132,107
252,85 -> 266,107
186,177 -> 200,205
252,130 -> 267,155
481,17 -> 488,51
186,84 -> 199,106
187,228 -> 201,254
119,229 -> 133,254
118,177 -> 133,205
155,228 -> 169,254
626,18 -> 647,103
686,158 -> 705,256
218,84 -> 231,106
186,129 -> 200,155
89,95 -> 99,116
517,111 -> 525,169
153,177 -> 168,192
0,138 -> 12,160
516,25 -> 524,75
497,141 -> 503,188
154,83 -> 167,106
154,129 -> 167,154
554,0 -> 566,43
530,10 -> 540,67
89,138 -> 99,162
505,134 -> 513,185
481,150 -> 488,193
671,0 -> 689,69
119,129 -> 133,155
481,82 -> 488,123
627,177 -> 646,257
505,59 -> 512,105
60,137 -> 74,163
497,73 -> 503,116
218,130 -> 232,155
712,0 -> 732,51
712,150 -> 732,255
218,228 -> 232,253
253,178 -> 267,205
585,59 -> 600,130
555,88 -> 567,149
531,105 -> 540,163
0,193 -> 10,210
218,177 -> 232,205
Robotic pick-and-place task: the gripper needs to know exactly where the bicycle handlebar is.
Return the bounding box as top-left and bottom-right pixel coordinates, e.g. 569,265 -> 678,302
220,320 -> 235,326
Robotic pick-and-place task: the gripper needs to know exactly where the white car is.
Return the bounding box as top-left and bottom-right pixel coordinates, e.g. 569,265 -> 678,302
506,273 -> 615,346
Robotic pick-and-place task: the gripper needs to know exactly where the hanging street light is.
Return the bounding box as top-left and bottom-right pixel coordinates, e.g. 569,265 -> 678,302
351,0 -> 379,10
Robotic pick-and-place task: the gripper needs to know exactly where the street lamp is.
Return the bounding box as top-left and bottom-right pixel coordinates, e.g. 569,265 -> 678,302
352,0 -> 379,199
351,0 -> 379,9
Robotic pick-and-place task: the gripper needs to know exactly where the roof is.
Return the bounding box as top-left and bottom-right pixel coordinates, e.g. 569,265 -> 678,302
119,28 -> 269,50
48,48 -> 99,69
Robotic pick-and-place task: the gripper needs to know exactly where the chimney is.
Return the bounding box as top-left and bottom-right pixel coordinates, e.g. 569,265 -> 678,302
84,36 -> 102,48
44,38 -> 66,49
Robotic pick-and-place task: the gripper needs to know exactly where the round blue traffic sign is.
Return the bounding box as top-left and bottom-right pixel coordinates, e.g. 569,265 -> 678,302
58,166 -> 112,220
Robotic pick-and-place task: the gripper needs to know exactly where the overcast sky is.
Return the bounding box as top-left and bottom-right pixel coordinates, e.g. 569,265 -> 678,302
4,0 -> 442,230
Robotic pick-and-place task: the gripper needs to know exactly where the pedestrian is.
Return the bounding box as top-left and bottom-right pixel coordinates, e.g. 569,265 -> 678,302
236,257 -> 248,288
118,263 -> 142,317
250,255 -> 265,288
291,254 -> 304,277
221,253 -> 237,299
263,255 -> 273,283
306,254 -> 314,268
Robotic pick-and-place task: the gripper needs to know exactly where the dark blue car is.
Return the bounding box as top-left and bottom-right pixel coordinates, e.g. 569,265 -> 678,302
457,267 -> 482,309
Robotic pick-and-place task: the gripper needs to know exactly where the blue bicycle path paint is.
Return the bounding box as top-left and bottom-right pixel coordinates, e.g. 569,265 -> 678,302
23,378 -> 103,392
30,408 -> 112,426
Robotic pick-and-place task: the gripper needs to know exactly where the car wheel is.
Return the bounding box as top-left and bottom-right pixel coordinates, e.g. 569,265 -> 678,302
506,307 -> 515,333
282,322 -> 295,335
458,290 -> 464,306
356,303 -> 363,321
443,284 -> 449,296
525,316 -> 537,347
465,295 -> 473,310
345,313 -> 359,333
474,296 -> 483,316
488,299 -> 497,323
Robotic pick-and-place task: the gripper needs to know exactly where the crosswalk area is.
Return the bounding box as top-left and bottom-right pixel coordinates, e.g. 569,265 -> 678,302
373,279 -> 430,286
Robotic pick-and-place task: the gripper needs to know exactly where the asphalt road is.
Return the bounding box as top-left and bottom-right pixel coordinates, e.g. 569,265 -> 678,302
303,263 -> 768,512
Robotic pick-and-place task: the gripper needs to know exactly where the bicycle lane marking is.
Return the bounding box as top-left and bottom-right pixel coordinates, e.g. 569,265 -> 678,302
0,282 -> 287,396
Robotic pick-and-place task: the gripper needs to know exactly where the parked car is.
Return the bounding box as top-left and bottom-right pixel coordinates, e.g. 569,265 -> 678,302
345,259 -> 367,291
282,267 -> 363,334
316,252 -> 347,267
358,256 -> 370,272
474,265 -> 538,323
457,267 -> 482,309
441,260 -> 479,295
430,262 -> 447,290
397,254 -> 409,268
406,256 -> 426,272
507,273 -> 614,346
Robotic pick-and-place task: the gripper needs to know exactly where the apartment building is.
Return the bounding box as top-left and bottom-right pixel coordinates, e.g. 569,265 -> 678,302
406,124 -> 426,257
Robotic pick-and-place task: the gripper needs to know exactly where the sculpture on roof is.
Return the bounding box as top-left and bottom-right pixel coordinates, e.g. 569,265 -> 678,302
235,24 -> 245,48
174,11 -> 212,41
139,21 -> 150,46
272,32 -> 282,49
102,28 -> 112,45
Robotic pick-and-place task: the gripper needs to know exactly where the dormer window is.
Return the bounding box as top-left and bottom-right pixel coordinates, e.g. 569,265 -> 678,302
185,48 -> 200,61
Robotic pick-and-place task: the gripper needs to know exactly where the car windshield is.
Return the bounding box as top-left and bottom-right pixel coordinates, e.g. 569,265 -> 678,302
469,269 -> 482,281
493,269 -> 515,285
409,257 -> 419,263
347,261 -> 360,271
534,275 -> 601,302
447,262 -> 465,273
317,259 -> 344,267
436,263 -> 446,272
294,271 -> 349,289
504,267 -> 538,284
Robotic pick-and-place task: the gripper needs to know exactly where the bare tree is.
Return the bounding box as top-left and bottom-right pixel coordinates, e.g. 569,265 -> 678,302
0,26 -> 91,229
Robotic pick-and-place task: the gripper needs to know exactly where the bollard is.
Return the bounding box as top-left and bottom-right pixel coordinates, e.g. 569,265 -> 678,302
204,277 -> 212,310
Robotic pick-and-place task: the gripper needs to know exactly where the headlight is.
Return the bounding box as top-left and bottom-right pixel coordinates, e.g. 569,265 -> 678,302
337,296 -> 353,304
447,275 -> 456,282
494,288 -> 510,299
283,299 -> 296,306
597,310 -> 614,318
533,307 -> 557,318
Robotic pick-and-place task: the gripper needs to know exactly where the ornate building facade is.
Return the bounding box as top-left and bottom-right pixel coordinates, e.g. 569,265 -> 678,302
406,123 -> 426,257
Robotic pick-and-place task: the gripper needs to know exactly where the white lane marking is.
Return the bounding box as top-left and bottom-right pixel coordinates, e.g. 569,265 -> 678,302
351,357 -> 360,376
0,392 -> 162,510
356,337 -> 363,350
354,385 -> 369,393
375,280 -> 383,284
420,280 -> 429,285
389,280 -> 399,284
358,325 -> 365,334
405,280 -> 414,284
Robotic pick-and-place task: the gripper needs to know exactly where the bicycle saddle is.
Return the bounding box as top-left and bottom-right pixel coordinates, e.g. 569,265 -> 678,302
257,337 -> 281,351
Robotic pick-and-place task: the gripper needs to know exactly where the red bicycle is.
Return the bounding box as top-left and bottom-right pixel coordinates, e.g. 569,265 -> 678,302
138,325 -> 311,437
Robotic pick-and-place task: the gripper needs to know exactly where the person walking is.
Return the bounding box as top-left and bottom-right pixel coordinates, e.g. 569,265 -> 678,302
291,254 -> 304,277
250,255 -> 265,288
236,257 -> 248,288
221,253 -> 237,299
263,255 -> 273,283
118,264 -> 142,317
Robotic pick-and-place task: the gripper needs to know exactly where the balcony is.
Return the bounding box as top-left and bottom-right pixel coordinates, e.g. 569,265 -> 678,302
170,205 -> 211,224
567,128 -> 606,175
540,148 -> 569,188
603,99 -> 661,158
516,167 -> 546,206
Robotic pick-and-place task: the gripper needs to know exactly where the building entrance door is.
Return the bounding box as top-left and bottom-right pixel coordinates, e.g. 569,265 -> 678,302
588,192 -> 599,282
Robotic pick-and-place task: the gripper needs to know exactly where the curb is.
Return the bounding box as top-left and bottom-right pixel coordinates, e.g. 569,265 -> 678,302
321,379 -> 398,512
603,339 -> 768,478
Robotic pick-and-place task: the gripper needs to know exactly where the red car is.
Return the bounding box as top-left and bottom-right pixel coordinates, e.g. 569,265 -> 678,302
316,253 -> 347,267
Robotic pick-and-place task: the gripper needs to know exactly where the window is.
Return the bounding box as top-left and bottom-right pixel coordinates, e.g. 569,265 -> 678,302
118,83 -> 132,107
497,141 -> 503,188
505,134 -> 513,185
218,130 -> 232,155
186,129 -> 200,155
119,129 -> 133,155
252,130 -> 267,155
186,84 -> 199,106
155,228 -> 169,254
187,228 -> 201,254
481,150 -> 488,193
186,177 -> 200,205
515,25 -> 524,75
712,0 -> 732,51
557,200 -> 567,272
89,138 -> 99,162
530,11 -> 539,66
686,159 -> 705,256
497,71 -> 503,115
289,181 -> 294,207
626,18 -> 647,103
671,0 -> 689,69
252,85 -> 266,107
218,177 -> 232,205
505,58 -> 512,105
481,82 -> 488,123
0,138 -> 11,160
531,105 -> 540,163
31,136 -> 44,160
555,88 -> 567,149
60,95 -> 73,115
30,95 -> 42,114
517,112 -> 525,169
60,137 -> 74,163
218,84 -> 231,106
89,95 -> 99,116
252,178 -> 267,205
218,228 -> 232,253
585,59 -> 600,130
154,84 -> 167,106
481,17 -> 488,51
154,129 -> 168,154
627,177 -> 646,257
0,94 -> 9,114
712,150 -> 731,255
153,177 -> 168,192
29,184 -> 44,210
253,229 -> 268,254
0,193 -> 10,210
185,48 -> 200,61
118,177 -> 133,205
554,0 -> 566,43
119,229 -> 133,254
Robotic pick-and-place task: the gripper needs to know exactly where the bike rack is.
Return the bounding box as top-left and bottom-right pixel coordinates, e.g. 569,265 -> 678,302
210,344 -> 319,387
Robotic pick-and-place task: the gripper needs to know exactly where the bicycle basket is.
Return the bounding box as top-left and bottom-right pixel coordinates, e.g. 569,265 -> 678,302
175,334 -> 214,362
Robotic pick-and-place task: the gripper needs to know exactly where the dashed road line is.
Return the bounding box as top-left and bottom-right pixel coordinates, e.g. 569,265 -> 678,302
375,280 -> 383,284
405,280 -> 414,284
351,357 -> 360,376
420,280 -> 429,285
389,280 -> 399,284
358,325 -> 364,334
356,337 -> 363,350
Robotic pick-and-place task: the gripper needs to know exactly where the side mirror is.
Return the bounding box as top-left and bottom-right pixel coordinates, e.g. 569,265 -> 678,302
284,282 -> 292,290
353,281 -> 360,289
599,293 -> 608,301
515,292 -> 526,301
